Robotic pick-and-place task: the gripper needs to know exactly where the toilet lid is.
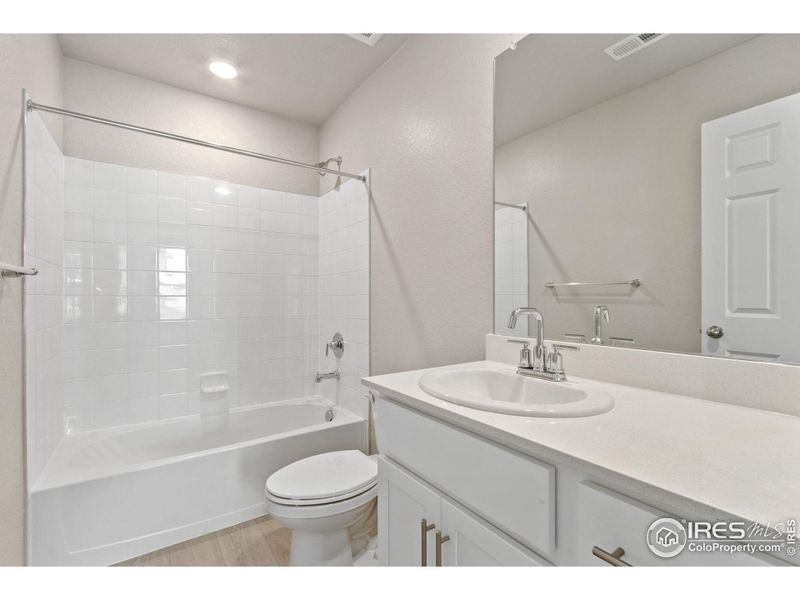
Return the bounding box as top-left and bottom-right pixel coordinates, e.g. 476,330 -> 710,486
266,450 -> 377,501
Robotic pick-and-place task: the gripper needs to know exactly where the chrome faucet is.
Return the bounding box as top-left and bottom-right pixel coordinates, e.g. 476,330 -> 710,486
507,307 -> 546,369
507,307 -> 579,382
591,305 -> 610,345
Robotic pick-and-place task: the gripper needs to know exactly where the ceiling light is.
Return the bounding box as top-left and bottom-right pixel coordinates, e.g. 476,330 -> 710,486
209,61 -> 238,79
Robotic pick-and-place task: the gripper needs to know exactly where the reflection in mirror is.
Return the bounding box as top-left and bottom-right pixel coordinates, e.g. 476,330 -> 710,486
494,34 -> 800,364
494,201 -> 529,335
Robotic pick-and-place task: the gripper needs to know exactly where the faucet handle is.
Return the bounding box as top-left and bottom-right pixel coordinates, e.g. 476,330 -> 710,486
507,339 -> 533,369
549,344 -> 579,377
609,336 -> 635,347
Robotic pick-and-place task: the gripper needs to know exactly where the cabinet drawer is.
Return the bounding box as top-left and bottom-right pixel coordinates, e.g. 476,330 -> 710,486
578,482 -> 781,566
376,396 -> 555,554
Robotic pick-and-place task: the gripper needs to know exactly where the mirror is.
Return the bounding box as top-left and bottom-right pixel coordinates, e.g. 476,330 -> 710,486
494,34 -> 800,364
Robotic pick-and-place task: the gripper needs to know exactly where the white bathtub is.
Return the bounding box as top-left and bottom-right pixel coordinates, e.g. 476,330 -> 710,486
28,397 -> 366,566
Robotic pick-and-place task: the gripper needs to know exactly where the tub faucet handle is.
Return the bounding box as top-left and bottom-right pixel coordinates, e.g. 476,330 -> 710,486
325,332 -> 345,358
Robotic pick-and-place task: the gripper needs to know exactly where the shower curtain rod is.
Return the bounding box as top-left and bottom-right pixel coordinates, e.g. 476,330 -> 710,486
26,99 -> 367,182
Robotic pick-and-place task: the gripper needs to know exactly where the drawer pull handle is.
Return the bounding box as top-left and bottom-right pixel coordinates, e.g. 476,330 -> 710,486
435,531 -> 451,567
592,546 -> 631,566
420,519 -> 435,566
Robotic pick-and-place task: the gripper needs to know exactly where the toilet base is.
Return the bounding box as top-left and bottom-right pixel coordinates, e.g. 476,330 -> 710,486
289,528 -> 353,566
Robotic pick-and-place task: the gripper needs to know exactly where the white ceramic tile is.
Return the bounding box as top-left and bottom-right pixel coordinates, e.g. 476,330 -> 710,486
127,220 -> 158,246
127,245 -> 157,271
158,171 -> 186,198
93,188 -> 127,219
126,167 -> 157,195
93,162 -> 126,191
65,157 -> 93,187
127,193 -> 158,221
187,200 -> 214,225
237,184 -> 260,208
45,157 -> 371,439
94,217 -> 127,243
213,204 -> 237,228
64,185 -> 93,214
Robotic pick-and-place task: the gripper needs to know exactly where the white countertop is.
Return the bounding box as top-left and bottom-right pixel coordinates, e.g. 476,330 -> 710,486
364,360 -> 800,530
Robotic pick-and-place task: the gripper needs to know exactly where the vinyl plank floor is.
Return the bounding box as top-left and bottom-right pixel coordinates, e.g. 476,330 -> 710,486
116,515 -> 290,567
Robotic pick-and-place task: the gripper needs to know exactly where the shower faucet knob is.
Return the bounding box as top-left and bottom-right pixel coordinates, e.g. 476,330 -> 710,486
325,332 -> 345,358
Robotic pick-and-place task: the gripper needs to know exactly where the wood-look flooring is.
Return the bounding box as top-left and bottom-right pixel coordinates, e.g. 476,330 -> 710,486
116,515 -> 291,566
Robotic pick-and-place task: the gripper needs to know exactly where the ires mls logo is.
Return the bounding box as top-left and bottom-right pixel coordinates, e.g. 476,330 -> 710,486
646,518 -> 688,558
646,517 -> 795,559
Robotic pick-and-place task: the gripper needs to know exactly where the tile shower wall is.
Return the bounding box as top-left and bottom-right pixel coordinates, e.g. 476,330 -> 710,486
24,113 -> 65,482
494,205 -> 528,336
314,174 -> 370,419
61,157 -> 319,431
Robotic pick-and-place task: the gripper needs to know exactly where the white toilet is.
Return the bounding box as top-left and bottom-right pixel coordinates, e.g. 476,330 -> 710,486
264,449 -> 378,566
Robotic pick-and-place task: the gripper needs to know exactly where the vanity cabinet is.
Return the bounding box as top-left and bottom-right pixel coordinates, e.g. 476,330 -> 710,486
378,457 -> 548,566
375,395 -> 790,567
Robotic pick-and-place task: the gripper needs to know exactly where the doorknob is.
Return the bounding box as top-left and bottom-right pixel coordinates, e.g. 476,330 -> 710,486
706,325 -> 724,339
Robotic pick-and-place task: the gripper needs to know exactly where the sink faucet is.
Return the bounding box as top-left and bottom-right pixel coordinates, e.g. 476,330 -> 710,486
507,307 -> 546,369
507,307 -> 579,382
591,305 -> 610,345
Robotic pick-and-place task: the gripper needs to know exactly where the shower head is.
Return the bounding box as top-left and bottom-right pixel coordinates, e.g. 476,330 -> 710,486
315,155 -> 342,176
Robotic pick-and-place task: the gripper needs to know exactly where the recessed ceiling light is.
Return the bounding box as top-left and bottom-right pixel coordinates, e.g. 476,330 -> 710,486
209,61 -> 238,79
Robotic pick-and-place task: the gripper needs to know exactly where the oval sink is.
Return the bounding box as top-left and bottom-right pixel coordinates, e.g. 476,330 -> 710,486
418,366 -> 614,417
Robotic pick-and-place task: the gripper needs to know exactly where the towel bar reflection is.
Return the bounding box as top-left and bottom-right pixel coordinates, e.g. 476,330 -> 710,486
0,262 -> 38,278
545,279 -> 640,289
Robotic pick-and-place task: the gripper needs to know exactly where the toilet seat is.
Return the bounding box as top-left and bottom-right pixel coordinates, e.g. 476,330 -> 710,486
265,450 -> 377,507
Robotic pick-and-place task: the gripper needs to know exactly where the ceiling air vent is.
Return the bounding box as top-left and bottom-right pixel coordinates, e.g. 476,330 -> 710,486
604,33 -> 669,61
345,33 -> 384,47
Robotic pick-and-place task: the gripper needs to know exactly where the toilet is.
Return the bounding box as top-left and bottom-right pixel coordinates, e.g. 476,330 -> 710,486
264,449 -> 378,566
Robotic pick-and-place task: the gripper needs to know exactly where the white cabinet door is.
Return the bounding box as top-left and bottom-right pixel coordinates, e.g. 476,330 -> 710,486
378,457 -> 442,566
439,498 -> 549,566
701,92 -> 800,362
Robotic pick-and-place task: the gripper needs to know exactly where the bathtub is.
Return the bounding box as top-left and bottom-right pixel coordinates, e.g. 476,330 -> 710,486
28,397 -> 366,566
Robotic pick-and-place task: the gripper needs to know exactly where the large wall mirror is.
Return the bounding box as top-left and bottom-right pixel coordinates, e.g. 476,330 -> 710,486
494,34 -> 800,364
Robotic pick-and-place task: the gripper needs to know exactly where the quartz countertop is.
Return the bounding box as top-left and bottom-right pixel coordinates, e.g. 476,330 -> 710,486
364,360 -> 800,533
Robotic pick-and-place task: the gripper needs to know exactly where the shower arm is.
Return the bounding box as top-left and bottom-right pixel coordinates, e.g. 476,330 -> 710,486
316,156 -> 342,177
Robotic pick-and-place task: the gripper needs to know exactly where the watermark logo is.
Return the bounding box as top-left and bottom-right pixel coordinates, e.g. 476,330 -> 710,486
646,517 -> 688,558
646,517 -> 796,559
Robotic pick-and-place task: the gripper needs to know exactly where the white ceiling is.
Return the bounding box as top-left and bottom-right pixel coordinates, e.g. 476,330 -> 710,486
495,34 -> 758,146
58,34 -> 409,125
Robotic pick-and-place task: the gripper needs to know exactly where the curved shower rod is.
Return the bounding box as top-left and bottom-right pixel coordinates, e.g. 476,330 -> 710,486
26,99 -> 366,182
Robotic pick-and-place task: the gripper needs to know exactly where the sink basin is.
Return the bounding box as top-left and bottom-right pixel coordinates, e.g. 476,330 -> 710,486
418,366 -> 614,417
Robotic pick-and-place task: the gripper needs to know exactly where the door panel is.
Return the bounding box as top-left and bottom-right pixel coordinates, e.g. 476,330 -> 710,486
440,498 -> 548,566
378,457 -> 441,566
702,93 -> 800,362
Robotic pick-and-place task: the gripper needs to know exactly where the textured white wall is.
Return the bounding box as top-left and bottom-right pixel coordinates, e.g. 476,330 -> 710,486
319,34 -> 520,375
63,59 -> 320,197
0,34 -> 63,566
